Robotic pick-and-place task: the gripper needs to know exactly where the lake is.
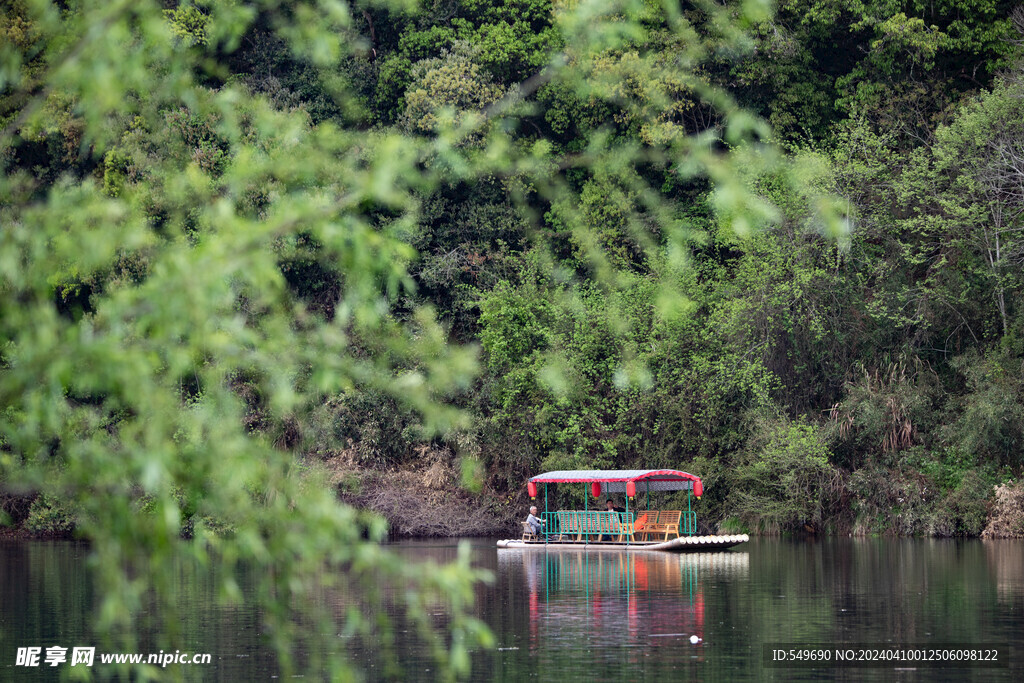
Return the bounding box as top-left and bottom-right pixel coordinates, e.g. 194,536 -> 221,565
2,537 -> 1022,680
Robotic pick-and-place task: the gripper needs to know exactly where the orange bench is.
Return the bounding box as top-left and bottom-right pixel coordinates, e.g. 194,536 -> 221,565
643,510 -> 682,541
617,511 -> 651,542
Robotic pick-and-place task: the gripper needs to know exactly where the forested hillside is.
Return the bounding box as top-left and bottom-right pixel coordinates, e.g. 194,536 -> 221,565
3,0 -> 1023,551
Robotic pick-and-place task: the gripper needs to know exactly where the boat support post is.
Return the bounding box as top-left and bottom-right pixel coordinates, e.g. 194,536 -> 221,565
544,483 -> 549,544
684,488 -> 696,536
624,485 -> 630,546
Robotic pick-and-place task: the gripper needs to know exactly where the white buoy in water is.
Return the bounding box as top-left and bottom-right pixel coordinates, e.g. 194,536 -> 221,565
690,635 -> 701,644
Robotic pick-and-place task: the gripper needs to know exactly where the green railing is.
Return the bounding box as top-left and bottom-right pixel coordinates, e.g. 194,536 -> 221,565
681,510 -> 697,536
540,508 -> 699,540
541,511 -> 634,541
682,489 -> 698,535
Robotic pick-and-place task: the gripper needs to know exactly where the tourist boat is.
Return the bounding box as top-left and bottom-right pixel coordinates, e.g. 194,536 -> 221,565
496,469 -> 748,552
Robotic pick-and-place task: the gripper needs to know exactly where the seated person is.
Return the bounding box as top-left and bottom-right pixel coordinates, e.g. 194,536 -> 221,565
602,499 -> 623,540
526,506 -> 545,537
606,499 -> 627,514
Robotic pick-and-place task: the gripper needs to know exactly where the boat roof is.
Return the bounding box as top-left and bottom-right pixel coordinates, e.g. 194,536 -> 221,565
528,469 -> 701,493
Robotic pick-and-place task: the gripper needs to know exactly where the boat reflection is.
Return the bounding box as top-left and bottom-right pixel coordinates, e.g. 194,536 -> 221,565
500,550 -> 749,656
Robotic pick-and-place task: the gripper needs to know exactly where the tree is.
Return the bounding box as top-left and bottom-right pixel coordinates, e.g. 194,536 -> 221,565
931,78 -> 1024,335
1,0 -> 803,677
0,1 -> 484,677
727,0 -> 1017,143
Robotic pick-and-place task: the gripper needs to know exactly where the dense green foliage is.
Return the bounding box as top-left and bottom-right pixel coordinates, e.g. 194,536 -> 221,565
2,0 -> 1023,677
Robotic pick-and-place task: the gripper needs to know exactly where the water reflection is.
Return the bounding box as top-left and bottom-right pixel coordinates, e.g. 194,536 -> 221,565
984,541 -> 1024,603
498,549 -> 749,665
4,538 -> 1024,681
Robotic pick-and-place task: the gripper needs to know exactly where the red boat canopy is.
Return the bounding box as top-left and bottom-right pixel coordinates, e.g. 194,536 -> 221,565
528,469 -> 702,495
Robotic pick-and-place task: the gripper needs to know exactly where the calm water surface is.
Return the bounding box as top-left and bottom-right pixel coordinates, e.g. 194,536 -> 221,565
1,537 -> 1022,680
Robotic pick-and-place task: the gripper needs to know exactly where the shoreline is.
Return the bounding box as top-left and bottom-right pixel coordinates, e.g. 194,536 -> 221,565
4,476 -> 1021,541
3,522 -> 1021,542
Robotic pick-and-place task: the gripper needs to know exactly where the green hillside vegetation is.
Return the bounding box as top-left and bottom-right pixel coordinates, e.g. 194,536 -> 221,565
2,0 -> 1024,676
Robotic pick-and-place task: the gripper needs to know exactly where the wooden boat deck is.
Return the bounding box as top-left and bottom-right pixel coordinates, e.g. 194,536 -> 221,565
497,534 -> 749,552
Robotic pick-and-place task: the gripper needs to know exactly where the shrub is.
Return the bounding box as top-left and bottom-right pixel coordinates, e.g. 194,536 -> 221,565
945,351 -> 1024,467
0,492 -> 34,526
24,495 -> 78,535
728,414 -> 840,532
982,482 -> 1024,538
927,469 -> 992,537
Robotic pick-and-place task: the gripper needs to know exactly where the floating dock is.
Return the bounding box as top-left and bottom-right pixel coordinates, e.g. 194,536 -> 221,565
497,534 -> 749,552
